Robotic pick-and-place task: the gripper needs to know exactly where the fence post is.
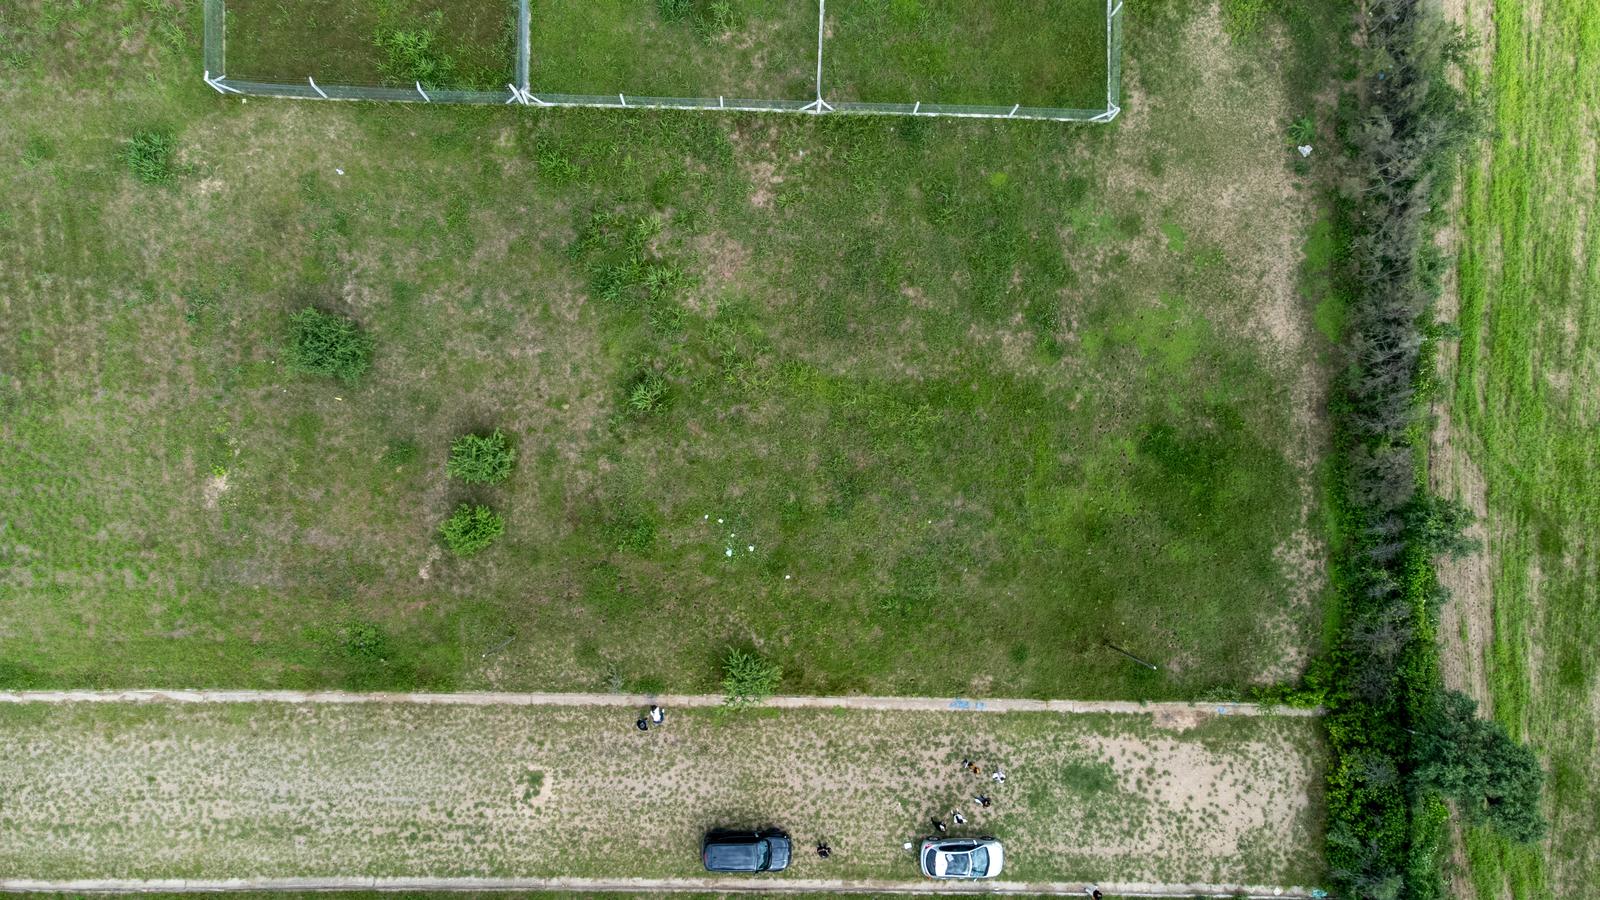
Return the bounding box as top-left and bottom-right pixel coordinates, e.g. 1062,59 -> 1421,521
516,0 -> 531,94
416,81 -> 431,102
308,76 -> 328,99
802,0 -> 834,113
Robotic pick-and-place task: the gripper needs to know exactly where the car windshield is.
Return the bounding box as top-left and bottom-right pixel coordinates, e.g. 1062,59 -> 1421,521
755,840 -> 771,869
970,847 -> 990,876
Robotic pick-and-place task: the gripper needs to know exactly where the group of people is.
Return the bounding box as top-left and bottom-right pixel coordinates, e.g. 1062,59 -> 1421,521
633,704 -> 666,731
928,757 -> 1006,833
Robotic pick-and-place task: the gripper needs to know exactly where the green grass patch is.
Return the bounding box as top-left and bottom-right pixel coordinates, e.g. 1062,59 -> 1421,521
825,0 -> 1108,107
224,0 -> 515,88
528,0 -> 816,97
1452,0 -> 1600,894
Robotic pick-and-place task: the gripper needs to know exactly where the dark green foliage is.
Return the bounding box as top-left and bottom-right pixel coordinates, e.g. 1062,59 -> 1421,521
655,0 -> 690,21
121,130 -> 176,185
625,369 -> 669,415
446,430 -> 516,485
1408,493 -> 1481,560
286,307 -> 374,382
1415,691 -> 1547,843
441,503 -> 505,556
721,648 -> 781,708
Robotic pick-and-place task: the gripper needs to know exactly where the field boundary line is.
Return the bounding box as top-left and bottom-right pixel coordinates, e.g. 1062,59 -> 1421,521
0,877 -> 1322,898
0,689 -> 1323,716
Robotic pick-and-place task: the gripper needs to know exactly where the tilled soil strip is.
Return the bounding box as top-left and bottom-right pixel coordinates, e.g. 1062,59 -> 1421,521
0,689 -> 1322,716
0,877 -> 1318,898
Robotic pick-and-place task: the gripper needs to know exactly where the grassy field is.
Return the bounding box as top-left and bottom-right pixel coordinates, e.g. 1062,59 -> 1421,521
528,0 -> 817,99
225,0 -> 516,88
0,701 -> 1327,885
1443,0 -> 1600,895
0,0 -> 1339,700
825,0 -> 1108,108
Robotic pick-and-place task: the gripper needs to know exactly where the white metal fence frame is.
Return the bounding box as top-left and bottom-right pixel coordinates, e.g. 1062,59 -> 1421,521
202,0 -> 1123,123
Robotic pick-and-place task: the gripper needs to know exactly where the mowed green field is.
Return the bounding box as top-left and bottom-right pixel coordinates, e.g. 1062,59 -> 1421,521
1449,0 -> 1600,895
0,0 -> 1340,698
0,702 -> 1327,885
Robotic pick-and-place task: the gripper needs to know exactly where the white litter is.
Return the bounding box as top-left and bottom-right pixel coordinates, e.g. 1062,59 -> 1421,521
747,545 -> 755,552
335,167 -> 345,174
725,548 -> 733,557
1297,145 -> 1313,158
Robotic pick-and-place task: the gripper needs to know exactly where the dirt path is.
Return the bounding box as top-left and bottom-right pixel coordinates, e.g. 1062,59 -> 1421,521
0,876 -> 1320,898
0,701 -> 1325,891
0,689 -> 1322,716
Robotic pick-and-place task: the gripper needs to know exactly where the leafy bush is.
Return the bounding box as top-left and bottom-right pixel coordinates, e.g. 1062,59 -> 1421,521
721,648 -> 781,709
122,130 -> 176,185
627,370 -> 669,415
374,14 -> 456,87
447,430 -> 516,485
441,503 -> 505,556
286,307 -> 374,382
1414,690 -> 1547,842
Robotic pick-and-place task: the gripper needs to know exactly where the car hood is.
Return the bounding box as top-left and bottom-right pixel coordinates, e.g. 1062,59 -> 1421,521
766,836 -> 792,871
986,843 -> 1004,877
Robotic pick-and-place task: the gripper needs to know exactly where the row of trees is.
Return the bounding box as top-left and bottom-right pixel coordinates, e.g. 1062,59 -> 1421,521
1322,2 -> 1543,897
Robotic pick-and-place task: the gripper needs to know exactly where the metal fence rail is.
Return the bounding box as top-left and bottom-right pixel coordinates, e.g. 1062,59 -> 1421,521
202,0 -> 1124,123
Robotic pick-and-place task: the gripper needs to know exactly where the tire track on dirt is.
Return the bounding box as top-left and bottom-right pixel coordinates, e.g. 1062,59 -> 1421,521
0,689 -> 1323,716
0,876 -> 1320,898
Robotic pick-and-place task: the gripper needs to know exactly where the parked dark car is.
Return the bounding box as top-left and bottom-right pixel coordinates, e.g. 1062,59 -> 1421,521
702,829 -> 792,873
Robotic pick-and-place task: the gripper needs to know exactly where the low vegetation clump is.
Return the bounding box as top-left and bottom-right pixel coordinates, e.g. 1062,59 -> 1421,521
721,648 -> 781,709
1318,2 -> 1544,897
121,130 -> 177,185
374,14 -> 456,86
447,430 -> 517,485
286,307 -> 374,382
441,503 -> 505,556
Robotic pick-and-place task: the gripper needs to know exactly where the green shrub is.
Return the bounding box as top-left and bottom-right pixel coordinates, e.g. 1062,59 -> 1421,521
122,130 -> 177,185
441,503 -> 505,556
721,648 -> 782,709
656,0 -> 691,21
447,430 -> 516,485
286,307 -> 374,382
627,370 -> 669,415
1414,690 -> 1547,843
374,14 -> 456,87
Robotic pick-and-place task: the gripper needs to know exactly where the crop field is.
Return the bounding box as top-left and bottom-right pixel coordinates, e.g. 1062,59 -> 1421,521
1440,0 -> 1600,895
0,701 -> 1327,885
0,0 -> 1345,700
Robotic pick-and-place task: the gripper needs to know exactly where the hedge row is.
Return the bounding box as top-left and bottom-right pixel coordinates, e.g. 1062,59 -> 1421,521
1322,2 -> 1542,898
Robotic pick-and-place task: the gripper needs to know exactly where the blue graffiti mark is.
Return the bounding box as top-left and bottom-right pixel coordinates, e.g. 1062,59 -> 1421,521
948,699 -> 987,711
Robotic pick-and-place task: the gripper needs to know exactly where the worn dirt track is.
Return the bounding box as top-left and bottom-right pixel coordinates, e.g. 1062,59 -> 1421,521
0,876 -> 1317,898
0,689 -> 1322,716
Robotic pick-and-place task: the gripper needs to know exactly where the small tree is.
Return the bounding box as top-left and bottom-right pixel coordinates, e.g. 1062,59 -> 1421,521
447,429 -> 516,484
721,648 -> 782,709
441,503 -> 504,556
1414,690 -> 1546,843
287,307 -> 374,382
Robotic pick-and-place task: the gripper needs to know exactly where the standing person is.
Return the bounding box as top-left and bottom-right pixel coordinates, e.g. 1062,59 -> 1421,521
649,704 -> 665,725
635,716 -> 649,732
